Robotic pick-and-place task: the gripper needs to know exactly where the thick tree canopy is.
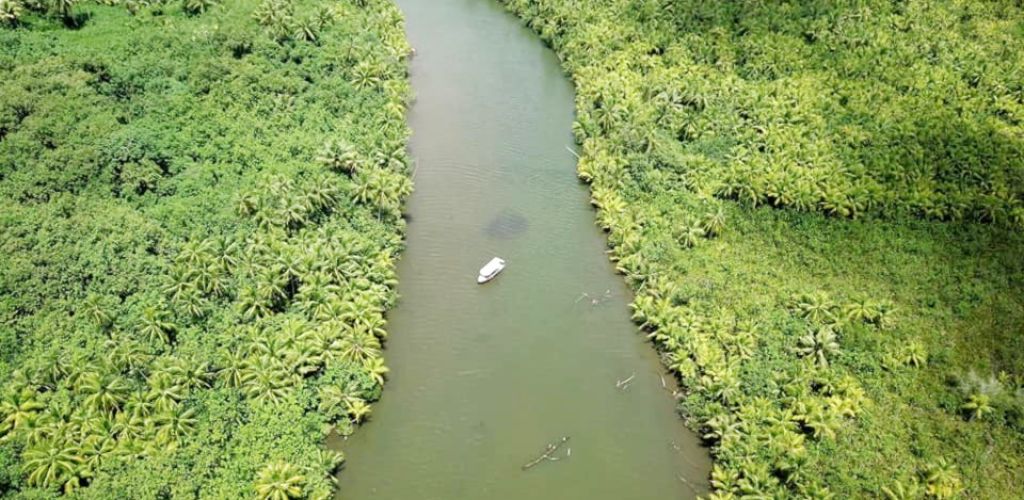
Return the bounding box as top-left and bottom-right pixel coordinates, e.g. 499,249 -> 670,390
0,0 -> 410,497
501,0 -> 1024,497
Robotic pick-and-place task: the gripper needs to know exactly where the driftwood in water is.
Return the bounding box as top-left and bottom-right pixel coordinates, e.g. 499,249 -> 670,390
521,436 -> 570,470
616,372 -> 636,390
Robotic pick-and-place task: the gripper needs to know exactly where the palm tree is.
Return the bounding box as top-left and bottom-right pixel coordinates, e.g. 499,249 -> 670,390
702,413 -> 744,450
923,458 -> 962,499
111,411 -> 148,441
80,372 -> 130,415
252,0 -> 293,27
363,357 -> 389,387
317,385 -> 348,419
793,292 -> 836,324
345,397 -> 371,424
881,478 -> 924,500
350,61 -> 382,90
183,0 -> 216,15
701,206 -> 727,237
20,412 -> 56,446
47,0 -> 75,22
795,326 -> 840,367
79,430 -> 117,479
242,357 -> 292,405
123,390 -> 153,420
238,285 -> 272,321
105,336 -> 152,377
139,305 -> 176,345
155,406 -> 197,444
799,400 -> 840,440
337,327 -> 382,365
22,439 -> 83,490
0,389 -> 45,437
676,217 -> 706,248
146,372 -> 186,413
961,393 -> 994,421
311,448 -> 344,485
709,464 -> 740,493
316,140 -> 360,175
842,299 -> 876,324
179,358 -> 212,390
0,0 -> 22,25
293,16 -> 320,43
175,286 -> 207,319
902,339 -> 927,368
217,349 -> 251,388
81,293 -> 113,330
255,461 -> 305,500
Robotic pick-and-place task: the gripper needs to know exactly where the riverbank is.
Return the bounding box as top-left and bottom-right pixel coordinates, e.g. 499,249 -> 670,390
500,0 -> 1024,497
0,1 -> 409,496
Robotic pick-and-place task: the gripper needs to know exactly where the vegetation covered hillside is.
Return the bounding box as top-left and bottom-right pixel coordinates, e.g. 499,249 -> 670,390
0,0 -> 410,497
501,0 -> 1024,497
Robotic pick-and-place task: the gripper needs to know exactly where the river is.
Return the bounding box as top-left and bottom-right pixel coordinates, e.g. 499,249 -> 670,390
332,1 -> 710,498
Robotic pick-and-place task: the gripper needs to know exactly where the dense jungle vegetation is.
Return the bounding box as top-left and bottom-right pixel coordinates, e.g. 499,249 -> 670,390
0,0 -> 410,497
501,0 -> 1024,497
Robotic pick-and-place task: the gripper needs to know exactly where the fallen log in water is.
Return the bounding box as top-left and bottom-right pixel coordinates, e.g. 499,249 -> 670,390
616,372 -> 636,390
521,436 -> 570,470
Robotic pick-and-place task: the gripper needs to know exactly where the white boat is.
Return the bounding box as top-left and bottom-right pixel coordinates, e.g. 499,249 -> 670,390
477,257 -> 506,284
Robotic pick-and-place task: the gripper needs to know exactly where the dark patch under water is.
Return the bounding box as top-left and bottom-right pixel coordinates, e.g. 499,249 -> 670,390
484,209 -> 529,239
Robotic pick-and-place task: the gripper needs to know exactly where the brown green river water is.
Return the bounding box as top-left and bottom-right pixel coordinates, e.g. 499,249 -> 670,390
331,0 -> 710,498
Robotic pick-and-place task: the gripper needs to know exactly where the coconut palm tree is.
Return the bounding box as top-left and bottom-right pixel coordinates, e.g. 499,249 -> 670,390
795,326 -> 840,367
252,0 -> 292,27
902,339 -> 927,368
238,285 -> 273,321
799,400 -> 840,440
702,413 -> 744,450
183,0 -> 216,15
923,458 -> 962,499
255,461 -> 305,500
242,357 -> 293,405
155,406 -> 196,444
81,294 -> 113,330
317,385 -> 348,419
316,140 -> 360,175
79,429 -> 117,479
0,0 -> 22,25
337,327 -> 381,365
842,299 -> 880,324
350,61 -> 382,90
139,305 -> 176,345
344,397 -> 371,424
292,16 -> 319,43
363,357 -> 389,386
676,217 -> 706,248
881,478 -> 924,500
20,411 -> 56,446
123,390 -> 153,420
961,393 -> 994,421
146,372 -> 186,413
793,292 -> 836,324
701,206 -> 727,237
22,439 -> 83,490
217,349 -> 251,388
47,0 -> 75,22
80,372 -> 130,415
0,389 -> 45,437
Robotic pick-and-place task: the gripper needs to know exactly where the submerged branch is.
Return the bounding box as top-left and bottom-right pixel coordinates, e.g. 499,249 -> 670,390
521,436 -> 570,470
616,372 -> 636,390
